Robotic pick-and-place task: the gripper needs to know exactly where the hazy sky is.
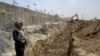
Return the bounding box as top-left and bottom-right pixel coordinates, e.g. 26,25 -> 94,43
0,0 -> 100,19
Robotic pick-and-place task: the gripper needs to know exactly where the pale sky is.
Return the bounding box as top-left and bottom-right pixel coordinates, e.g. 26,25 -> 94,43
0,0 -> 100,19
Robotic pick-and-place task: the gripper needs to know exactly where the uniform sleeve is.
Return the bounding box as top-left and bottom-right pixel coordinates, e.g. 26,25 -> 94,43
12,30 -> 20,42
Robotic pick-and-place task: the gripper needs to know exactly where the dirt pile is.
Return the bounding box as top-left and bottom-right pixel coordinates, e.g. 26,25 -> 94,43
33,20 -> 100,56
73,20 -> 100,56
0,30 -> 15,56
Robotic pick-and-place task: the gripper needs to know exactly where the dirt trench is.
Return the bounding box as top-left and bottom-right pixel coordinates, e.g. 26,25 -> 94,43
1,20 -> 100,56
30,20 -> 100,56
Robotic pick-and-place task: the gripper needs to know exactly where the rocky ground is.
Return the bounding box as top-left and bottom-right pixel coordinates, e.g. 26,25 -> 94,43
0,30 -> 15,56
32,20 -> 100,56
0,20 -> 100,56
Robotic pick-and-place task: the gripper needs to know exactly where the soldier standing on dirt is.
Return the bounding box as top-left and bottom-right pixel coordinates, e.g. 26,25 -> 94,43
12,21 -> 27,56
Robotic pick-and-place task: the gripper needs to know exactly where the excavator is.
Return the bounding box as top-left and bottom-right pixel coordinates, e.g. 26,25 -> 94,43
70,14 -> 79,23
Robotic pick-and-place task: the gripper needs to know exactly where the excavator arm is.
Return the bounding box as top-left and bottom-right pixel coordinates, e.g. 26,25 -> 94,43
70,14 -> 79,22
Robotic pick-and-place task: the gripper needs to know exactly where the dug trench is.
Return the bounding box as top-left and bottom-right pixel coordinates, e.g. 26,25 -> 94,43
24,20 -> 100,56
0,20 -> 100,56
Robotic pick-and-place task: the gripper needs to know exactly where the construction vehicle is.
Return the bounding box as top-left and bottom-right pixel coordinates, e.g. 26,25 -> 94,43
70,14 -> 79,23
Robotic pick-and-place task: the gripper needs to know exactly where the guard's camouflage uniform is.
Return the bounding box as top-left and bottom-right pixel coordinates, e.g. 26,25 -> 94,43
12,30 -> 26,56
